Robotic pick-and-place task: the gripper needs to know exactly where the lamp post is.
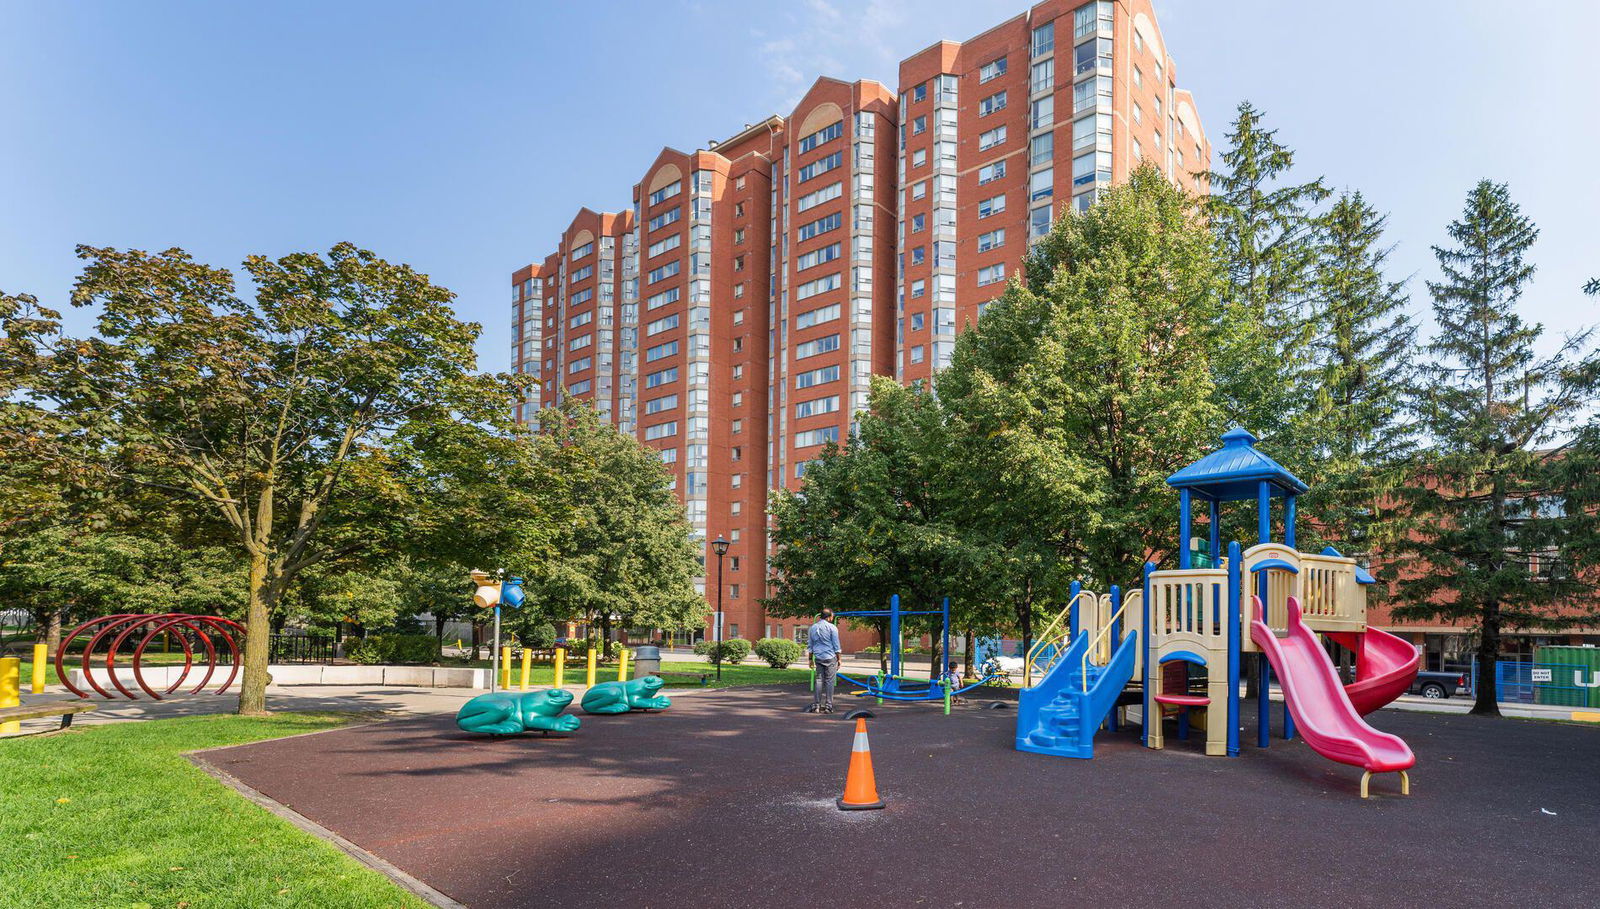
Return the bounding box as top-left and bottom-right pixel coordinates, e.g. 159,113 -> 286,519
711,536 -> 730,681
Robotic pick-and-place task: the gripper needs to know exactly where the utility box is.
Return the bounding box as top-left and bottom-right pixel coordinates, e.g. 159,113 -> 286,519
1533,646 -> 1600,708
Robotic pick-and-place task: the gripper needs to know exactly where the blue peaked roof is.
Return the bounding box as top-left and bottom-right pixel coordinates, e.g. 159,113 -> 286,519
1166,428 -> 1309,502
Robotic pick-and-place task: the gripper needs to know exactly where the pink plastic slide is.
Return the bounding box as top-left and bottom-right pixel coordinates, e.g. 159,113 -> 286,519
1250,596 -> 1415,777
1325,625 -> 1421,716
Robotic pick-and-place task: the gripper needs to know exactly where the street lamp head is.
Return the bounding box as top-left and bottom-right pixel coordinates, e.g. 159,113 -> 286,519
711,536 -> 730,557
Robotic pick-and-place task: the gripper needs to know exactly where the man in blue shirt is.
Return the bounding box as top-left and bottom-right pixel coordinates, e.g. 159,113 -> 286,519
807,608 -> 843,713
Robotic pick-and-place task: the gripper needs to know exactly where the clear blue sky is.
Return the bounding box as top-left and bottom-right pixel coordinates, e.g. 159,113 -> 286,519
4,1 -> 1597,368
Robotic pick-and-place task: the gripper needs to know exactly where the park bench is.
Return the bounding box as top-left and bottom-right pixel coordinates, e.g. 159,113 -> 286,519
0,699 -> 97,734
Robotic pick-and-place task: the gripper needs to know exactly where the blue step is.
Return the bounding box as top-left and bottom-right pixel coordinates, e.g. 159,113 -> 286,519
1014,630 -> 1140,760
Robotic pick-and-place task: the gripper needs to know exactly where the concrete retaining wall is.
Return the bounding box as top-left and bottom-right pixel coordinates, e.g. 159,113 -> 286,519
68,664 -> 490,691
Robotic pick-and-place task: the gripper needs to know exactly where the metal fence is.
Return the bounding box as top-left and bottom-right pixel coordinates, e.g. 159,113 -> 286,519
268,634 -> 337,665
1476,660 -> 1600,707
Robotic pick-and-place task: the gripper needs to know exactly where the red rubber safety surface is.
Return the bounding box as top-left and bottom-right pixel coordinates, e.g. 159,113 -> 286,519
207,686 -> 1600,908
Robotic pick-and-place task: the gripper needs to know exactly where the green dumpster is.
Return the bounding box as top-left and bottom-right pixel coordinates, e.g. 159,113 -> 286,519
1533,646 -> 1600,708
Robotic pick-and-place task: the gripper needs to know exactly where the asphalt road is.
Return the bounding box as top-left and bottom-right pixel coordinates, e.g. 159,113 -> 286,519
206,685 -> 1600,908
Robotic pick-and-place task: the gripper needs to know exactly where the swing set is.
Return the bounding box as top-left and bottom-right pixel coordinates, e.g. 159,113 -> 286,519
834,595 -> 1004,703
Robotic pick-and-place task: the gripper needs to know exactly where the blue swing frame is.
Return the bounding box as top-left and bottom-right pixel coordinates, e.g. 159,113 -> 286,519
834,595 -> 1002,701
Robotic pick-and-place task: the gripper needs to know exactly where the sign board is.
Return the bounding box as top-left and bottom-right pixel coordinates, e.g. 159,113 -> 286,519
1531,668 -> 1552,682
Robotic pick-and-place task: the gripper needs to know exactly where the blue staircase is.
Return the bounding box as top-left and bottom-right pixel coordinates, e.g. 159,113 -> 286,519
1015,630 -> 1139,759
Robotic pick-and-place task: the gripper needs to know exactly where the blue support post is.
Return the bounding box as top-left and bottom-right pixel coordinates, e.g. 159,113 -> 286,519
1208,499 -> 1221,569
1068,579 -> 1081,640
1259,654 -> 1271,749
1256,479 -> 1271,749
888,594 -> 902,688
1226,541 -> 1241,757
1285,494 -> 1298,548
1257,480 -> 1271,544
941,597 -> 951,687
1140,562 -> 1154,747
1178,488 -> 1193,569
1108,584 -> 1122,732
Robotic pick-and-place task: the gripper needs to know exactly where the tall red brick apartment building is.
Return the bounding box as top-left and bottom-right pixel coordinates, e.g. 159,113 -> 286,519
509,0 -> 1209,647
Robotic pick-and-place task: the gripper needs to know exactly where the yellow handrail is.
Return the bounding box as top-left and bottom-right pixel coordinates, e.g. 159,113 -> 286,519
1080,596 -> 1133,693
1024,591 -> 1096,687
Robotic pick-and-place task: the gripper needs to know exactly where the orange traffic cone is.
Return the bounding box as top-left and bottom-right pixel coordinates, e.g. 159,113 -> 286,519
837,715 -> 885,811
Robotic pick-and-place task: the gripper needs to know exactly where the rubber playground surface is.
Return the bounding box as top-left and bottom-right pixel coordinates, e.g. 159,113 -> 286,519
207,686 -> 1600,908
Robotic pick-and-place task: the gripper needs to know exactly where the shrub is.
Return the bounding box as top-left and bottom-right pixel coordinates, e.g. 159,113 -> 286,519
524,622 -> 558,650
753,637 -> 804,668
343,634 -> 439,665
691,640 -> 715,657
713,637 -> 751,664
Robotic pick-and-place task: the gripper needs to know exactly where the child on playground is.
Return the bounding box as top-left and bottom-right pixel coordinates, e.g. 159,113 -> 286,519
940,660 -> 965,704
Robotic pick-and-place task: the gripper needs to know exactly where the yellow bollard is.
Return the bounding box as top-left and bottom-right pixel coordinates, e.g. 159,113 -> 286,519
585,647 -> 597,687
617,647 -> 629,681
1,658 -> 20,735
554,647 -> 566,689
500,646 -> 512,690
519,647 -> 532,691
32,643 -> 48,694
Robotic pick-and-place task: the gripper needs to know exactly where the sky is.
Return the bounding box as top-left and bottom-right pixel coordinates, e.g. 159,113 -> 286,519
3,0 -> 1598,369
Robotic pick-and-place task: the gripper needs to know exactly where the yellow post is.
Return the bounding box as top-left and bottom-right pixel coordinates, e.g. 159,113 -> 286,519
519,647 -> 532,691
617,647 -> 629,681
499,646 -> 512,690
1,658 -> 20,735
585,647 -> 597,687
31,643 -> 48,694
553,647 -> 566,689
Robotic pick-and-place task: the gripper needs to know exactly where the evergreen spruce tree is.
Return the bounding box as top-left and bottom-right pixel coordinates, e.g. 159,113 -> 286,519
1297,192 -> 1416,557
1390,180 -> 1600,715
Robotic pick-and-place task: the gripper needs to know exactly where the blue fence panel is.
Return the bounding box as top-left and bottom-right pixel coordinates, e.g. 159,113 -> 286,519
1483,660 -> 1599,706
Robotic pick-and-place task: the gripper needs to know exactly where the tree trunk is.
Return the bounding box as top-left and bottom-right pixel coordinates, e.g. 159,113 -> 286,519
434,612 -> 447,642
1471,600 -> 1502,716
963,629 -> 975,679
237,552 -> 275,716
877,619 -> 888,673
42,607 -> 64,658
929,633 -> 942,683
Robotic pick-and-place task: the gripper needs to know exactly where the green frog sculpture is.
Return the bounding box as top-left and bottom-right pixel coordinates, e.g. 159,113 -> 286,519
456,688 -> 582,736
580,676 -> 672,714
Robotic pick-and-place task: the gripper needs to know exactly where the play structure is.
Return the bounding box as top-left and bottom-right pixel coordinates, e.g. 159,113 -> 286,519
1015,428 -> 1420,797
835,596 -> 1003,703
55,613 -> 245,700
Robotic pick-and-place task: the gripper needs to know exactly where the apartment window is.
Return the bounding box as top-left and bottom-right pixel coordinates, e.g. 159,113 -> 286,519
796,242 -> 842,271
731,446 -> 743,461
1133,65 -> 1143,89
977,228 -> 1005,252
570,241 -> 594,261
568,334 -> 592,351
1073,150 -> 1111,186
646,286 -> 680,309
645,340 -> 679,362
647,207 -> 681,231
733,308 -> 745,322
567,378 -> 592,395
978,161 -> 1006,184
730,503 -> 742,516
733,284 -> 745,299
797,120 -> 843,153
647,261 -> 680,284
569,287 -> 594,306
910,180 -> 927,200
913,83 -> 927,102
645,365 -> 678,388
797,211 -> 842,241
569,264 -> 593,284
1175,146 -> 1185,170
1030,205 -> 1052,238
794,333 -> 841,359
796,181 -> 842,212
978,126 -> 1007,151
643,421 -> 677,441
796,302 -> 841,329
911,345 -> 925,364
979,57 -> 1007,83
734,227 -> 746,244
568,356 -> 591,374
659,448 -> 678,464
1031,96 -> 1054,130
795,364 -> 840,388
732,364 -> 744,380
1030,167 -> 1054,201
569,310 -> 593,329
977,193 -> 1006,218
648,181 -> 681,205
1031,131 -> 1054,166
1031,58 -> 1054,94
731,418 -> 743,434
1075,38 -> 1112,76
910,246 -> 925,265
795,394 -> 841,419
1031,21 -> 1054,56
795,272 -> 841,301
1132,137 -> 1143,161
911,312 -> 925,331
912,148 -> 927,168
735,201 -> 746,217
646,313 -> 680,336
644,394 -> 678,415
912,115 -> 927,135
1153,96 -> 1162,119
979,90 -> 1007,116
730,476 -> 742,492
733,255 -> 745,272
978,263 -> 1006,286
1133,103 -> 1142,125
911,279 -> 926,298
794,426 -> 840,448
647,233 -> 681,258
732,337 -> 744,353
798,150 -> 843,182
1153,128 -> 1162,149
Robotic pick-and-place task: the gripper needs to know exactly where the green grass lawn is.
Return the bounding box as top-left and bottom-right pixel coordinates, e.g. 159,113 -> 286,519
0,713 -> 425,908
461,658 -> 811,688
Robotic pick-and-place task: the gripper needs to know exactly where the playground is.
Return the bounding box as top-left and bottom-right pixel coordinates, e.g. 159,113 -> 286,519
204,684 -> 1597,908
